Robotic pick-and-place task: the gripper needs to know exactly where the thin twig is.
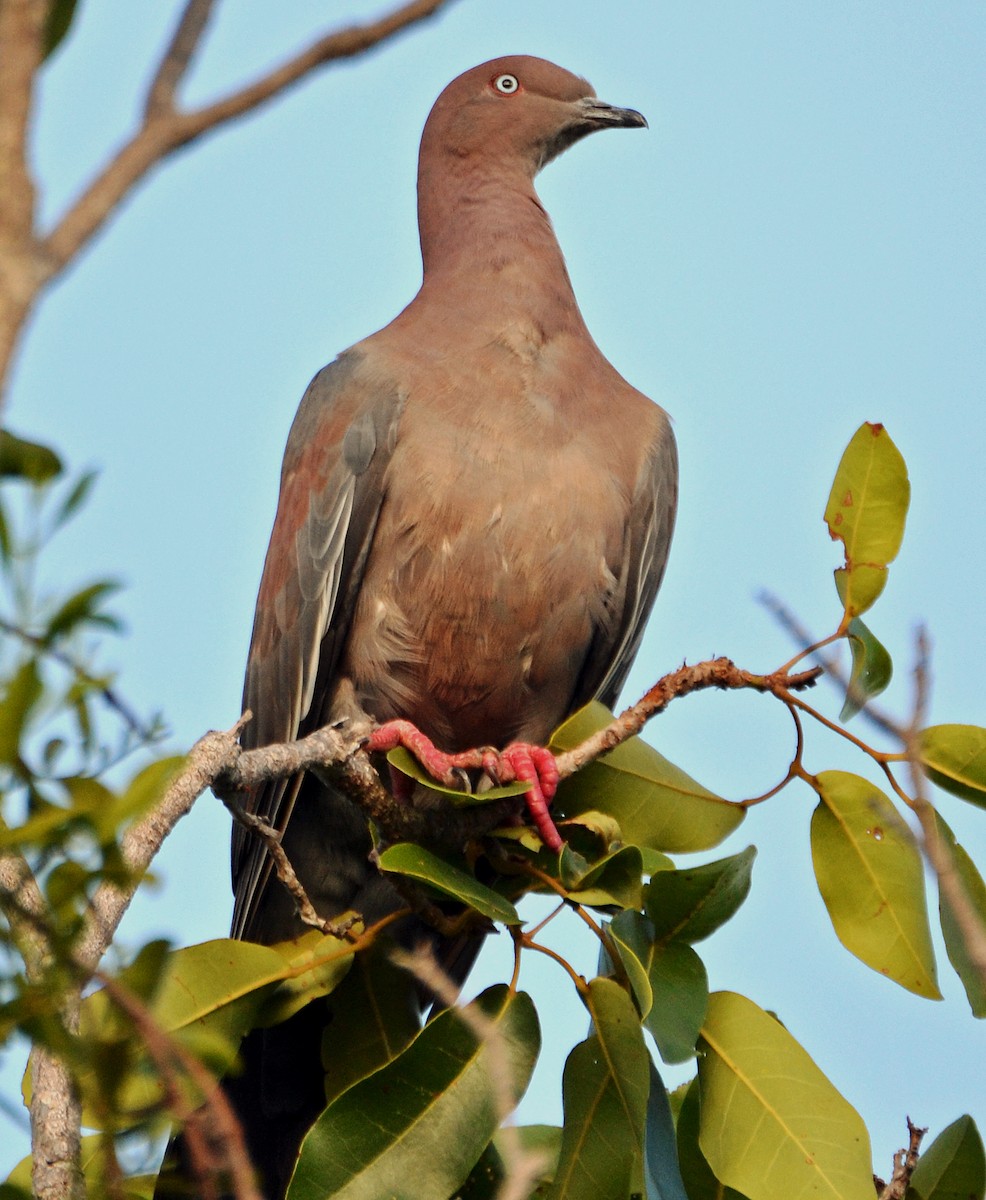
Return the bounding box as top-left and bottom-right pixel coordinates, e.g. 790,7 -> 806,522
553,657 -> 820,782
876,1117 -> 926,1200
40,0 -> 460,276
144,0 -> 216,119
0,614 -> 159,743
392,945 -> 550,1200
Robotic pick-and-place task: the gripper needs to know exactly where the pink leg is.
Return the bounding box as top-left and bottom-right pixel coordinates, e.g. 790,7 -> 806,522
366,721 -> 563,851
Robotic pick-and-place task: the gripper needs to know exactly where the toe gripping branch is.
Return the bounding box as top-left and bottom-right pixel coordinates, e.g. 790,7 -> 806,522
365,721 -> 564,852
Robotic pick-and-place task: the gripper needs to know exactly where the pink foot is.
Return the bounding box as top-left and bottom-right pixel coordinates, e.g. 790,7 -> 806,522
366,721 -> 564,852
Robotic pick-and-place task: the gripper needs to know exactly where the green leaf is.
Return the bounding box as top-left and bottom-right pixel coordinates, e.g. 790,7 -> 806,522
609,910 -> 655,1018
810,771 -> 940,998
44,580 -> 121,641
920,725 -> 986,808
0,659 -> 43,765
259,929 -> 359,1029
0,429 -> 62,483
549,978 -> 650,1200
644,942 -> 709,1065
824,422 -> 909,618
377,843 -> 521,924
43,0 -> 80,60
565,844 -> 644,911
288,986 -> 539,1200
550,702 -> 745,853
645,847 -> 756,945
609,911 -> 709,1064
698,991 -> 874,1200
676,1077 -> 749,1200
493,1124 -> 561,1188
841,616 -> 893,721
51,468 -> 98,530
78,935 -> 352,1126
643,1057 -> 690,1200
934,815 -> 986,1018
92,756 -> 186,842
385,746 -> 528,801
908,1115 -> 985,1200
316,943 -> 420,1104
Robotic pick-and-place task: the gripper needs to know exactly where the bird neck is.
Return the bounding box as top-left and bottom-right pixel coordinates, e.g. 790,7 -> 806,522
416,161 -> 587,333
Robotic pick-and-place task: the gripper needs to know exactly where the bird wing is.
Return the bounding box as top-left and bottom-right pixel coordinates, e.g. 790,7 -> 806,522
576,426 -> 678,713
231,351 -> 405,939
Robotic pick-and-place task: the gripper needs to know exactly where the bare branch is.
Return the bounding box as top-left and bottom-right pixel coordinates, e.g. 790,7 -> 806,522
40,0 -> 460,276
876,1118 -> 926,1200
77,717 -> 249,972
144,0 -> 217,120
0,0 -> 44,245
553,656 -> 820,781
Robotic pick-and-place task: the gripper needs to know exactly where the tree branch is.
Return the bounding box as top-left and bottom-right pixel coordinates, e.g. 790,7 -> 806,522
143,0 -> 217,120
77,717 -> 250,972
553,656 -> 820,781
40,0 -> 459,277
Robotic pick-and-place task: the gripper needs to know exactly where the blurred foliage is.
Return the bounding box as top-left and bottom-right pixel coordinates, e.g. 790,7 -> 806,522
2,424 -> 985,1199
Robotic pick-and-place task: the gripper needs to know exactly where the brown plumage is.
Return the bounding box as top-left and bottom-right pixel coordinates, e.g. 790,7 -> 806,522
229,55 -> 676,1194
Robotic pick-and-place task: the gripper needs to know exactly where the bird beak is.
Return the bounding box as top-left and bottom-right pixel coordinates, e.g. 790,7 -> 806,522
575,97 -> 648,130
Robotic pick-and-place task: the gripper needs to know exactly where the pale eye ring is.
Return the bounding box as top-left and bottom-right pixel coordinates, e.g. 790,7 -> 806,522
493,73 -> 520,95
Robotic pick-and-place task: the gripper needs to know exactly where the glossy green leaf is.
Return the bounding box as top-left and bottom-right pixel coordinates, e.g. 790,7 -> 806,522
549,978 -> 649,1200
385,746 -> 528,801
551,702 -> 745,853
645,847 -> 756,945
934,815 -> 986,1018
920,725 -> 986,808
317,944 -> 421,1104
0,429 -> 62,483
810,771 -> 940,998
676,1077 -> 749,1200
377,842 -> 520,923
841,616 -> 893,721
643,1058 -> 690,1200
825,422 -> 909,618
698,991 -> 873,1200
908,1115 -> 985,1200
288,986 -> 539,1200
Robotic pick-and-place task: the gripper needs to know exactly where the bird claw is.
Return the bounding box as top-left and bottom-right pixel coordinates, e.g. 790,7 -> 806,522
366,721 -> 563,850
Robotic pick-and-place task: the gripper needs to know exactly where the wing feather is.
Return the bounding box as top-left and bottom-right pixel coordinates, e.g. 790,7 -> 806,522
231,353 -> 405,939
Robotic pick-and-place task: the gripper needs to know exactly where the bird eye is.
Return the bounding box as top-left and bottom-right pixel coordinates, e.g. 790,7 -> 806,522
493,73 -> 520,95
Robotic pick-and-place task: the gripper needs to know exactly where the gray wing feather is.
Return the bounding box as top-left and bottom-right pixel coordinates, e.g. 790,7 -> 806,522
231,354 -> 404,939
578,424 -> 678,712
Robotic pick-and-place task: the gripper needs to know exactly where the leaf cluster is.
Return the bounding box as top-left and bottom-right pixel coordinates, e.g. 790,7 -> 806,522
2,424 -> 986,1200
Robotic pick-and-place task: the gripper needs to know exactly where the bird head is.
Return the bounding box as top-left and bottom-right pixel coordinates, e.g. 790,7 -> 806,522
420,56 -> 646,178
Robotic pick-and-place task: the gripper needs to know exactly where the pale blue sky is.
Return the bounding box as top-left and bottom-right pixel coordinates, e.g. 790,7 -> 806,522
4,1 -> 986,1180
